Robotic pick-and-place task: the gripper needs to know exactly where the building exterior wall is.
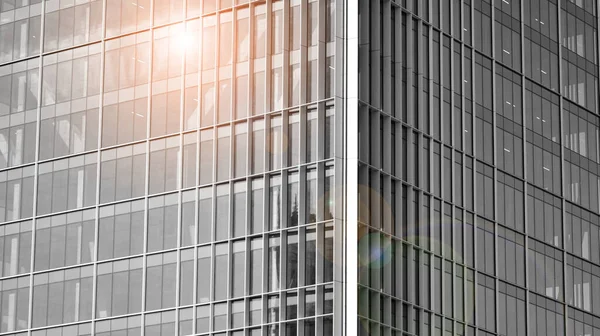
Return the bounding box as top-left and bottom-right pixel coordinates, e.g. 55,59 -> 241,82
353,0 -> 600,336
0,0 -> 339,335
4,0 -> 600,335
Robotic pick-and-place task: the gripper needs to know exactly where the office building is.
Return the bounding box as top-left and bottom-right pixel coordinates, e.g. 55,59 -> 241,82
0,0 -> 336,334
1,0 -> 600,335
349,1 -> 600,336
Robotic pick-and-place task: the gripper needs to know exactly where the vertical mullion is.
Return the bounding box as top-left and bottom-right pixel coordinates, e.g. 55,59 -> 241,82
556,1 -> 570,335
27,0 -> 48,330
265,0 -> 273,114
518,0 -> 534,335
489,0 -> 500,332
140,0 -> 156,334
173,4 -> 188,335
88,0 -> 109,331
282,0 -> 290,110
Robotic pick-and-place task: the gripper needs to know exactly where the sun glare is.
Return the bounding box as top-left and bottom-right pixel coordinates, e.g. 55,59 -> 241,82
174,33 -> 194,54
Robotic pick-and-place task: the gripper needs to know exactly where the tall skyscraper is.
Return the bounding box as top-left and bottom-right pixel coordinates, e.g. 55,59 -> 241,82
0,0 -> 338,335
1,0 -> 600,335
348,0 -> 600,336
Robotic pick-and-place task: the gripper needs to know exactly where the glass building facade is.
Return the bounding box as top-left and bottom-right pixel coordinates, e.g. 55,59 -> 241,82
4,0 -> 600,335
351,0 -> 600,336
0,0 -> 340,335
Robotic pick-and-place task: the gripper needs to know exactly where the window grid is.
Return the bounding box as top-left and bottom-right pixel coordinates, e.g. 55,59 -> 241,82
0,0 -> 338,335
357,0 -> 600,335
5,0 -> 600,335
